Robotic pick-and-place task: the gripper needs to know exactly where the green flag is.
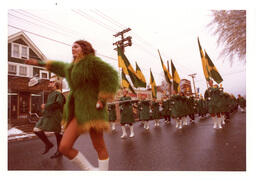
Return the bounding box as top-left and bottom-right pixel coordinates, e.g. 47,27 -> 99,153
121,69 -> 136,94
117,46 -> 146,88
204,50 -> 223,84
150,69 -> 157,98
157,49 -> 172,84
197,37 -> 210,81
171,60 -> 180,93
135,62 -> 146,88
117,46 -> 128,74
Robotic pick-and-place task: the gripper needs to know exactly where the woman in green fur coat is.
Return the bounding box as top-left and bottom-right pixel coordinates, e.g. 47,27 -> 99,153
26,40 -> 119,171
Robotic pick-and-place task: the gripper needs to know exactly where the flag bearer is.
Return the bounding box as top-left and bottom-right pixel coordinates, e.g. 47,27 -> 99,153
237,94 -> 246,113
151,97 -> 161,127
107,103 -> 117,131
204,80 -> 224,129
119,89 -> 135,138
138,95 -> 151,130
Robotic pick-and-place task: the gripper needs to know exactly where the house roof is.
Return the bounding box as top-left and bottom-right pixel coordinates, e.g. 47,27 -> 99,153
8,31 -> 47,61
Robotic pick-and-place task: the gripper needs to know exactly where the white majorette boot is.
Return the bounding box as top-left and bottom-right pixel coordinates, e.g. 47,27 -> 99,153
213,116 -> 217,129
156,119 -> 160,127
146,121 -> 150,130
121,126 -> 127,138
70,151 -> 96,171
111,122 -> 116,131
175,118 -> 179,128
129,125 -> 135,138
98,157 -> 109,171
221,115 -> 225,125
186,116 -> 190,125
178,119 -> 183,129
217,117 -> 223,129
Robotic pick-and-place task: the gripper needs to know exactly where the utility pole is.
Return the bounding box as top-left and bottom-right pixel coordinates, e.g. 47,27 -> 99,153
113,28 -> 132,52
188,73 -> 197,96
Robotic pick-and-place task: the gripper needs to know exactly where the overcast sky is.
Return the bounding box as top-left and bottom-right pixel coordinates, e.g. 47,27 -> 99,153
7,8 -> 246,96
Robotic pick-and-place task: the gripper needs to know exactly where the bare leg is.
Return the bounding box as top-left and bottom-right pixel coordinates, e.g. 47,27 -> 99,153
89,128 -> 109,160
59,118 -> 79,159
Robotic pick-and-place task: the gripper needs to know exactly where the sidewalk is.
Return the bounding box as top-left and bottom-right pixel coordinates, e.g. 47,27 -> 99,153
8,127 -> 54,142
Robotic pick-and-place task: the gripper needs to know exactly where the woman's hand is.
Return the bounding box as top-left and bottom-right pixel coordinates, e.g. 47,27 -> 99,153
96,100 -> 104,110
25,59 -> 39,66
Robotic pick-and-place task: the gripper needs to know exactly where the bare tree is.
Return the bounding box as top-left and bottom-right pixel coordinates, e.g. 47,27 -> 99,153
208,10 -> 246,64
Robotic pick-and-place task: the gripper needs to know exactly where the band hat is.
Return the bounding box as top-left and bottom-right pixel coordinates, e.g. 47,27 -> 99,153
50,75 -> 61,83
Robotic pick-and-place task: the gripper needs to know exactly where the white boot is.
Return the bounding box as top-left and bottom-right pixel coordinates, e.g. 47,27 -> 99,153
213,117 -> 217,129
70,151 -> 96,171
111,122 -> 116,131
175,118 -> 179,128
143,121 -> 146,129
221,115 -> 225,125
154,120 -> 157,127
129,125 -> 135,137
186,116 -> 190,125
181,117 -> 184,125
121,126 -> 127,138
218,117 -> 223,129
146,121 -> 150,130
156,119 -> 160,126
178,119 -> 183,129
98,158 -> 109,171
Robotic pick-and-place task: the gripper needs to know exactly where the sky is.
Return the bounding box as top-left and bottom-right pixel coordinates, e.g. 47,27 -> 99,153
7,8 -> 246,96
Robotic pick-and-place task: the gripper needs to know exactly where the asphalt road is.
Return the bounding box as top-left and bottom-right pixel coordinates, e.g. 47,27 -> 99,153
8,111 -> 246,171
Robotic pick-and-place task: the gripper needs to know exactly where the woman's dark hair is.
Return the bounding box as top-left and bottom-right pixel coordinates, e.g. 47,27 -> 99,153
74,40 -> 95,56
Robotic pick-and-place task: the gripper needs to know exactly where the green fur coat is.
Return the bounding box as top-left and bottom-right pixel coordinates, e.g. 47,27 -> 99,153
46,54 -> 119,133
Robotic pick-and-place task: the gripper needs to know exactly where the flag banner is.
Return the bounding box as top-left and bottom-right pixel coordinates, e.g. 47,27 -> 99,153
117,46 -> 146,88
150,69 -> 157,98
157,49 -> 172,84
135,62 -> 146,87
204,50 -> 223,84
171,60 -> 181,93
197,37 -> 210,81
121,69 -> 136,94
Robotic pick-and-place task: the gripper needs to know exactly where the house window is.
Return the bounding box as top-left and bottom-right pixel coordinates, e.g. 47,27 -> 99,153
12,44 -> 20,58
21,46 -> 29,59
40,70 -> 49,79
8,64 -> 17,75
19,66 -> 27,76
11,43 -> 29,59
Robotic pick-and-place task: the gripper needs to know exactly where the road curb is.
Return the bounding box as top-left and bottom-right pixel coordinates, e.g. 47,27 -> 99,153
8,132 -> 55,143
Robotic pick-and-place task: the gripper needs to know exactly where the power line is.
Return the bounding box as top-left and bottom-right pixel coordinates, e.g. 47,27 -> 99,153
72,9 -> 119,33
8,24 -> 117,61
11,9 -> 78,37
8,13 -> 74,38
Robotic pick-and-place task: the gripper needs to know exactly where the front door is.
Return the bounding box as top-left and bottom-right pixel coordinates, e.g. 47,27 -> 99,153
19,92 -> 30,119
8,94 -> 18,121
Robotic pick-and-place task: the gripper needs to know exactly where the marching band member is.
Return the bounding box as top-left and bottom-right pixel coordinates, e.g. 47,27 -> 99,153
151,97 -> 161,127
138,95 -> 151,130
237,94 -> 246,113
107,103 -> 117,132
119,88 -> 135,138
204,80 -> 223,129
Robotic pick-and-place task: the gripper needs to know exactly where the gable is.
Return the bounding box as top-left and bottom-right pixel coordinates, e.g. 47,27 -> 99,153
8,31 -> 47,62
